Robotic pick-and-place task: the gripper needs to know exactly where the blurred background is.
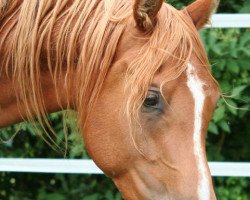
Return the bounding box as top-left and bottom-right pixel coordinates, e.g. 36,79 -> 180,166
0,0 -> 250,199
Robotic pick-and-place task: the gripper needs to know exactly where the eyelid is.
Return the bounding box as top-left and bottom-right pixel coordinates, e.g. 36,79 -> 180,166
148,86 -> 160,92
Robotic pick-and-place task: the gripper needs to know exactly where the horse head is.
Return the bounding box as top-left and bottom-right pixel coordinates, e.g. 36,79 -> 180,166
83,0 -> 219,199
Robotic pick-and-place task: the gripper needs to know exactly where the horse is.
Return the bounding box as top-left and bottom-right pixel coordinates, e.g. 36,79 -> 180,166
0,0 -> 220,199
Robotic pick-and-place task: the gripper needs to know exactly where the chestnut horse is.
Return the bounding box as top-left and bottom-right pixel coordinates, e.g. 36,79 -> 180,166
0,0 -> 220,199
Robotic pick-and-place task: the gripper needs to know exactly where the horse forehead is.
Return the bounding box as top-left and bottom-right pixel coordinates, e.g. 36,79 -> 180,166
153,63 -> 214,88
187,63 -> 217,92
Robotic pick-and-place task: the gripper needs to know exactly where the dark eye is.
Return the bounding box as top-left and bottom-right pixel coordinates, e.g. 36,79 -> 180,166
143,91 -> 159,108
142,89 -> 164,113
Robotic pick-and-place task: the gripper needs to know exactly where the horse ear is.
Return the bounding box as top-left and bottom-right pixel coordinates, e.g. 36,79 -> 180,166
133,0 -> 164,31
186,0 -> 219,30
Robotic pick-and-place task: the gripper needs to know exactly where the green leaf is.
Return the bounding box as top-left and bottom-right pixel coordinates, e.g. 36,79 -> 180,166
215,59 -> 226,71
218,120 -> 231,133
229,40 -> 238,57
208,31 -> 217,49
115,192 -> 122,200
208,122 -> 219,135
239,32 -> 250,47
105,190 -> 114,199
213,105 -> 226,122
231,85 -> 247,97
227,60 -> 240,74
212,44 -> 223,55
239,59 -> 250,70
226,99 -> 238,115
242,48 -> 250,57
220,80 -> 232,92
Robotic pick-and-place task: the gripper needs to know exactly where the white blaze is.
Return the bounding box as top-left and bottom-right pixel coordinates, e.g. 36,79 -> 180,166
186,63 -> 210,200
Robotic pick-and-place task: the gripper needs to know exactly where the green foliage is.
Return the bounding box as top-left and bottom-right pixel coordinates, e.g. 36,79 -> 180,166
214,178 -> 249,200
1,1 -> 250,199
202,28 -> 250,150
201,28 -> 250,198
218,0 -> 246,13
167,0 -> 247,12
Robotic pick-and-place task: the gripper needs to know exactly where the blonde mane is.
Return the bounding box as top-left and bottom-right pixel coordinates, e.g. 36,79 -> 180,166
0,0 -> 211,149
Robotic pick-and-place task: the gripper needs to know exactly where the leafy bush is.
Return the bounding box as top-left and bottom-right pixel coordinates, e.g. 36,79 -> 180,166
200,28 -> 250,199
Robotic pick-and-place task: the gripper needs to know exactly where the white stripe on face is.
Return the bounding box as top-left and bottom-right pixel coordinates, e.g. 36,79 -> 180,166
186,63 -> 210,200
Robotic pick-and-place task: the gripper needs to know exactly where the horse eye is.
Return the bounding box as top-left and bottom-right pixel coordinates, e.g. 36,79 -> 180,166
143,90 -> 160,109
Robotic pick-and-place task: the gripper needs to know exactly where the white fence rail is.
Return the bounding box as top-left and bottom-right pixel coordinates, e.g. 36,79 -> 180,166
210,14 -> 250,28
1,159 -> 250,177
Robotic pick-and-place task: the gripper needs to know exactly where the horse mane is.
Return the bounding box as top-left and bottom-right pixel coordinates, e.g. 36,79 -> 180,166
0,0 -> 211,150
